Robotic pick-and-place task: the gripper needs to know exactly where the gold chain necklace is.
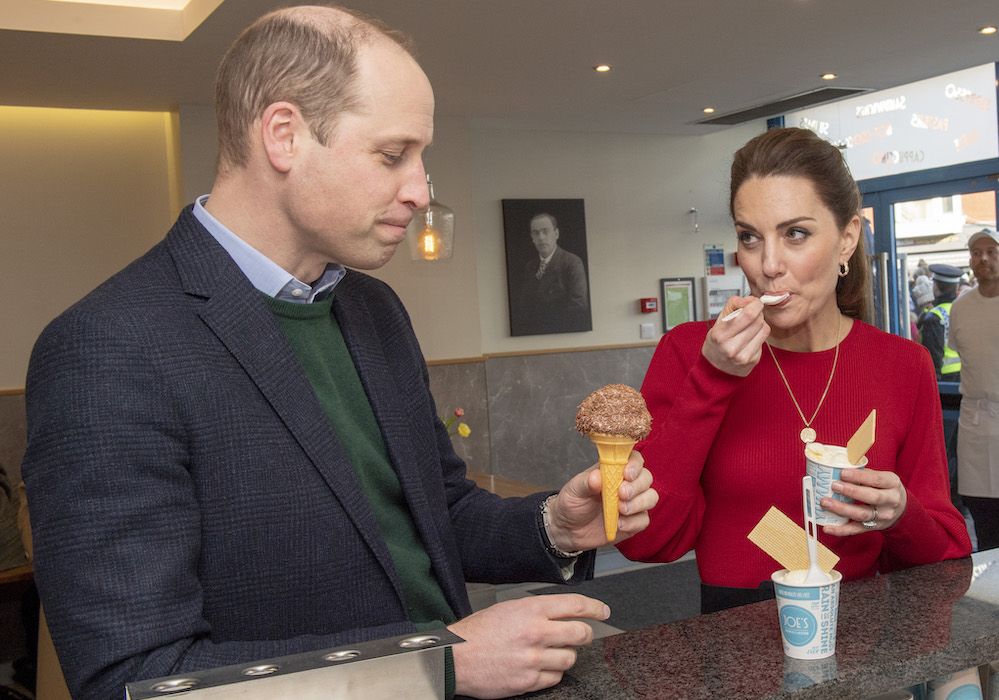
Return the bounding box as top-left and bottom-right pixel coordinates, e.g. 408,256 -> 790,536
765,315 -> 842,444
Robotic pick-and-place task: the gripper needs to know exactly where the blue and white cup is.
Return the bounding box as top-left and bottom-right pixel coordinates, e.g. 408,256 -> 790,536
772,568 -> 842,660
804,442 -> 867,526
926,666 -> 983,700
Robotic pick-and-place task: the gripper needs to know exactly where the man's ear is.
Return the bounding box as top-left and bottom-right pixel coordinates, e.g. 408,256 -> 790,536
259,101 -> 302,174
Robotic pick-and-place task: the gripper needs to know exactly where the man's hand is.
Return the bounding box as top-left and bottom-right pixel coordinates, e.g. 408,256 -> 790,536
449,594 -> 609,699
545,452 -> 657,553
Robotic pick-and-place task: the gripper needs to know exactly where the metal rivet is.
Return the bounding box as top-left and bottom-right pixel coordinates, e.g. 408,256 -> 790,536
242,664 -> 279,676
399,635 -> 440,649
151,679 -> 198,693
324,650 -> 362,662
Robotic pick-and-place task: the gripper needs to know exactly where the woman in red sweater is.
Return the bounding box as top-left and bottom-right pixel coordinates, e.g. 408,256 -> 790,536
619,128 -> 971,612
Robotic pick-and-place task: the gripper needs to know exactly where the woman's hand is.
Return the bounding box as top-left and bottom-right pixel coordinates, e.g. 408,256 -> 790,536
701,296 -> 771,377
820,467 -> 908,536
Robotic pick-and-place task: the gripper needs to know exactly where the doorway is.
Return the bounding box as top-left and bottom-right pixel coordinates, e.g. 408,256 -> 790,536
861,172 -> 998,337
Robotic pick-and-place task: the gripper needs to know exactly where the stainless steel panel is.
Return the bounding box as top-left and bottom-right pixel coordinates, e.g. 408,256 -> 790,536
125,629 -> 462,700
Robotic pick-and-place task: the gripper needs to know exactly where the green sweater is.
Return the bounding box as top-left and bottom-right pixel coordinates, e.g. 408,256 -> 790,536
265,295 -> 457,692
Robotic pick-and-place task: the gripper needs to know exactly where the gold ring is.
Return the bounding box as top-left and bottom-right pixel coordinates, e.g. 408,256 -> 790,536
862,506 -> 878,530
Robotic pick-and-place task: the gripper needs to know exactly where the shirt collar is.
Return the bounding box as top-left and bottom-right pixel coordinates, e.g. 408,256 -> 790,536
193,194 -> 345,302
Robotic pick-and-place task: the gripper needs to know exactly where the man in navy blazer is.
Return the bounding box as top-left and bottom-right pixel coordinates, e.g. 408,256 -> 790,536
21,5 -> 657,699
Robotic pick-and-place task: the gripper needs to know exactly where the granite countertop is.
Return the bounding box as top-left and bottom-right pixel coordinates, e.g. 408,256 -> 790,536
532,550 -> 999,699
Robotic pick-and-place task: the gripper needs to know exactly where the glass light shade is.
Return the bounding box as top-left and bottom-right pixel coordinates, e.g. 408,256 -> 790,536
406,175 -> 454,261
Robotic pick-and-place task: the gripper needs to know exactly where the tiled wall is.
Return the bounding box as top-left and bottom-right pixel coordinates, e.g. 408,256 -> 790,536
1,344 -> 657,492
0,393 -> 26,487
429,345 -> 656,489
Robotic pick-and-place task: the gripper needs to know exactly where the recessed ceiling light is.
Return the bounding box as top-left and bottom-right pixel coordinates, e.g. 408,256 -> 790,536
1,0 -> 223,40
820,73 -> 837,80
593,64 -> 612,73
979,25 -> 998,35
702,107 -> 716,114
49,0 -> 190,8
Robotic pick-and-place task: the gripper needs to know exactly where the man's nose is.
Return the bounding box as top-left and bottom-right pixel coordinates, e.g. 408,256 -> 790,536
401,161 -> 430,210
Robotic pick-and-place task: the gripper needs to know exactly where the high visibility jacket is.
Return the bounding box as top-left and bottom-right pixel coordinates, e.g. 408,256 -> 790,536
929,303 -> 962,375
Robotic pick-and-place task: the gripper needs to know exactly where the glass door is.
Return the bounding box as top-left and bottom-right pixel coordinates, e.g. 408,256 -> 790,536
893,190 -> 996,342
862,175 -> 998,337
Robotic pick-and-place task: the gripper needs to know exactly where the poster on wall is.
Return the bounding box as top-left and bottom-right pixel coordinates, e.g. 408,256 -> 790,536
704,245 -> 726,275
704,273 -> 748,320
660,277 -> 696,331
502,199 -> 592,336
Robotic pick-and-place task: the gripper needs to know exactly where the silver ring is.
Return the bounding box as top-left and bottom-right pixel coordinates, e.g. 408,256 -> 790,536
862,506 -> 878,530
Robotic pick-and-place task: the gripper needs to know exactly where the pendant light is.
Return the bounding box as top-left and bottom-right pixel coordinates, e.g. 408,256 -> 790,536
406,174 -> 454,261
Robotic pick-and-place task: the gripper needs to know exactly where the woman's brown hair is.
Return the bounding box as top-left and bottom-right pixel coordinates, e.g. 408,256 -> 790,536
730,127 -> 872,323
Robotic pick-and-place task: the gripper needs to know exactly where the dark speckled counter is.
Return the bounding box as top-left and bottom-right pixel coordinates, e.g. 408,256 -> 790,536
533,551 -> 999,699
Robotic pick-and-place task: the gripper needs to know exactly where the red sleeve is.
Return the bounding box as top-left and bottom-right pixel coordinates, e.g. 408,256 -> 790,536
878,344 -> 971,569
617,323 -> 744,563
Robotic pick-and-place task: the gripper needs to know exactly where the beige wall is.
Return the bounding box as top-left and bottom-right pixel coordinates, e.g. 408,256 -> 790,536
0,106 -> 182,389
3,103 -> 763,387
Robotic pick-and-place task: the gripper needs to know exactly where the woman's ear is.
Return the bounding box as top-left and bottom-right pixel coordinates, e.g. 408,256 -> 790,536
840,214 -> 862,262
259,101 -> 302,174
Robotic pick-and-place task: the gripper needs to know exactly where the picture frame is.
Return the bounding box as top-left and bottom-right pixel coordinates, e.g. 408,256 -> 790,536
502,198 -> 592,336
660,277 -> 696,331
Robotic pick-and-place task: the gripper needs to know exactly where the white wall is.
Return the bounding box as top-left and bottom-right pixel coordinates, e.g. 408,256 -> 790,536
469,124 -> 764,354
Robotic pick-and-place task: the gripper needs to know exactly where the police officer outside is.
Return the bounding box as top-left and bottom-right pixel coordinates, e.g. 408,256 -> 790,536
919,263 -> 963,381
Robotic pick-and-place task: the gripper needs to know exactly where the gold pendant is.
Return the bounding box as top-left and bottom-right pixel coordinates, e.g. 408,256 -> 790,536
800,427 -> 817,444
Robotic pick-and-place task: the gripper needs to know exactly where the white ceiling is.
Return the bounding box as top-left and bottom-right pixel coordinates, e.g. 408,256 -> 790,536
1,0 -> 997,135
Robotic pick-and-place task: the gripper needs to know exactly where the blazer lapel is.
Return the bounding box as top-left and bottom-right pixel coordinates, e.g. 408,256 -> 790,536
164,212 -> 405,598
333,280 -> 465,609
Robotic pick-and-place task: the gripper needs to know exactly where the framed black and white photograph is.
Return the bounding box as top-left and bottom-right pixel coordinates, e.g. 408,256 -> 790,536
660,277 -> 696,331
502,199 -> 592,336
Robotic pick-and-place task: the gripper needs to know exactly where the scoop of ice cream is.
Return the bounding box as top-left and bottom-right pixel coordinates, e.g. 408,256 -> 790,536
780,568 -> 834,585
804,442 -> 853,467
781,569 -> 812,585
575,384 -> 651,441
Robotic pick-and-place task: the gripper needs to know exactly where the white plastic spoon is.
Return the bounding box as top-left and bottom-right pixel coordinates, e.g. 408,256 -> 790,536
720,292 -> 790,322
801,475 -> 832,584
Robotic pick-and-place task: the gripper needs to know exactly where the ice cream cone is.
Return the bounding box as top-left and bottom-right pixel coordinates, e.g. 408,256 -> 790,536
589,432 -> 636,541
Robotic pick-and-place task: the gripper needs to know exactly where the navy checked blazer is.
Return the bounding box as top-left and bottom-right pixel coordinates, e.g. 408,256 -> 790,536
22,207 -> 594,699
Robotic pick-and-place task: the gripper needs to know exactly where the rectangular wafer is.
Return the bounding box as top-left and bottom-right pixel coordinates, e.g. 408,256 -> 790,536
748,506 -> 839,572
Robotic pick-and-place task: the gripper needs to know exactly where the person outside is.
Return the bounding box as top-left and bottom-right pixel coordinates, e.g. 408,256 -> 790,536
910,274 -> 934,342
515,212 -> 590,334
20,6 -> 658,699
949,228 -> 999,551
918,263 -> 963,381
618,127 -> 970,613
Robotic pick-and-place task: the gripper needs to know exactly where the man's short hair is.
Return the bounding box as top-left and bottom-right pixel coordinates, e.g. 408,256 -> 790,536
530,212 -> 558,230
214,4 -> 414,171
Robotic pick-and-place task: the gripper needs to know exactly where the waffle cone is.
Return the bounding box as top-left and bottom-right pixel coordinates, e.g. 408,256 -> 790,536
589,433 -> 636,541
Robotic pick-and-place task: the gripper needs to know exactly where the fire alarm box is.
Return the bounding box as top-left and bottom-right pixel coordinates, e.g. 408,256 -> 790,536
639,298 -> 658,313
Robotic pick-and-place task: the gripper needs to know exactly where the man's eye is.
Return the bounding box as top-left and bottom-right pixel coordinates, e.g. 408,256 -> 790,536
382,152 -> 403,165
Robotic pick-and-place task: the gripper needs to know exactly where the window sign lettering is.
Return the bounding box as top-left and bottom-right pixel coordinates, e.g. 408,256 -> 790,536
784,63 -> 998,181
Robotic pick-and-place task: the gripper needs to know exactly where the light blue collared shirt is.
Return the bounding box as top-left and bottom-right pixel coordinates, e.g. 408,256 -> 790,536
193,195 -> 345,303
